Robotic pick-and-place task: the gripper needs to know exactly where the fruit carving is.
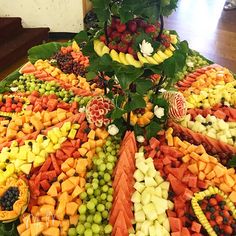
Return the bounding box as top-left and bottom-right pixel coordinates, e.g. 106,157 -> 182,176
192,186 -> 236,236
163,91 -> 187,121
86,96 -> 114,127
123,97 -> 154,127
0,177 -> 29,222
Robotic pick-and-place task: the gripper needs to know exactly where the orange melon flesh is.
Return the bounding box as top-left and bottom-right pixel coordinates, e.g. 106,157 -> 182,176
42,227 -> 60,236
30,222 -> 46,236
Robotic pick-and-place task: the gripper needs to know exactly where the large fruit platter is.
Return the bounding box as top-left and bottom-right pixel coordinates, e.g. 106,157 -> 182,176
0,1 -> 236,236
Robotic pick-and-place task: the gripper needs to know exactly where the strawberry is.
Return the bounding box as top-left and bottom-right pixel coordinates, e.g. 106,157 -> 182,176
145,25 -> 157,34
99,35 -> 107,44
116,22 -> 127,33
111,17 -> 117,29
110,31 -> 121,42
117,42 -> 128,53
108,41 -> 118,50
121,32 -> 133,44
128,47 -> 138,59
127,20 -> 137,33
135,18 -> 148,29
161,34 -> 171,48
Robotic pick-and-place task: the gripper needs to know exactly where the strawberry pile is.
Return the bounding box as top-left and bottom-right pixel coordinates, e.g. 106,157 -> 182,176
100,17 -> 171,59
0,96 -> 25,113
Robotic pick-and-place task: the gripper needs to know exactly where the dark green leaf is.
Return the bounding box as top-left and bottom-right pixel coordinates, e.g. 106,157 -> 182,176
162,57 -> 176,77
86,72 -> 97,81
73,30 -> 89,43
146,121 -> 161,140
134,125 -> 144,136
135,78 -> 153,95
111,107 -> 126,119
28,42 -> 69,63
124,93 -> 146,112
0,220 -> 19,236
228,155 -> 236,167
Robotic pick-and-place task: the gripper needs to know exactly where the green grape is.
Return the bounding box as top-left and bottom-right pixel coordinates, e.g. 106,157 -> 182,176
87,214 -> 94,223
108,188 -> 113,195
101,193 -> 107,200
68,228 -> 77,236
97,204 -> 105,212
98,152 -> 106,159
93,213 -> 102,224
84,229 -> 93,236
99,179 -> 105,186
104,173 -> 111,182
80,192 -> 87,200
102,210 -> 109,219
78,204 -> 87,214
92,224 -> 100,234
91,198 -> 98,205
92,182 -> 98,189
107,194 -> 113,202
84,222 -> 91,229
106,202 -> 112,210
79,214 -> 86,223
94,189 -> 101,196
87,187 -> 94,195
87,201 -> 95,210
106,163 -> 113,171
104,224 -> 113,234
76,224 -> 85,235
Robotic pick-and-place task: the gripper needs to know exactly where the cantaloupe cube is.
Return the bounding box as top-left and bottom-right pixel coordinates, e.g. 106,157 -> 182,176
64,157 -> 74,167
227,168 -> 235,175
209,156 -> 218,164
61,163 -> 70,172
229,191 -> 236,203
214,165 -> 226,178
30,222 -> 46,236
17,223 -> 26,234
79,177 -> 86,188
204,163 -> 213,174
187,163 -> 198,174
166,134 -> 173,146
81,142 -> 90,150
42,227 -> 60,236
48,219 -> 61,227
61,179 -> 74,193
47,184 -> 58,197
75,198 -> 82,206
58,191 -> 69,203
68,176 -> 80,186
206,170 -> 216,180
21,228 -> 31,236
86,150 -> 94,159
60,220 -> 70,232
182,154 -> 190,163
31,206 -> 40,216
198,161 -> 206,171
199,153 -> 209,162
95,139 -> 104,147
198,171 -> 205,181
88,139 -> 96,149
66,168 -> 76,177
78,147 -> 88,156
219,183 -> 232,193
190,152 -> 200,161
195,145 -> 205,154
22,213 -> 31,227
87,130 -> 96,140
70,215 -> 79,226
38,196 -> 56,206
71,185 -> 83,199
224,174 -> 235,187
58,172 -> 67,181
66,202 -> 79,216
76,159 -> 88,174
39,205 -> 55,217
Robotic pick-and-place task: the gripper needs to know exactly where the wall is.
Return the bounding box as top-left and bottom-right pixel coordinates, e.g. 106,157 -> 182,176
0,0 -> 92,32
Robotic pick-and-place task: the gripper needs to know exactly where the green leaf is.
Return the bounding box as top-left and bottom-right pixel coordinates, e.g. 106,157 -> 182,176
111,107 -> 126,119
28,42 -> 69,63
73,30 -> 89,43
228,155 -> 236,167
178,40 -> 189,54
86,72 -> 97,81
0,220 -> 19,236
135,78 -> 153,95
134,125 -> 144,136
146,121 -> 161,140
124,93 -> 146,112
162,57 -> 176,77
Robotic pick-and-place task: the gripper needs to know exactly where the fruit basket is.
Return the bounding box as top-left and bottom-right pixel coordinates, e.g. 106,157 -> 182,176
0,0 -> 236,236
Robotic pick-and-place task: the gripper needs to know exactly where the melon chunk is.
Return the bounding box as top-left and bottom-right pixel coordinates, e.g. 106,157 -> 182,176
30,222 -> 46,236
42,227 -> 60,236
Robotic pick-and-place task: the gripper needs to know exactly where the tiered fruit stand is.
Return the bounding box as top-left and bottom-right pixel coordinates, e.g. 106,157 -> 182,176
0,0 -> 236,235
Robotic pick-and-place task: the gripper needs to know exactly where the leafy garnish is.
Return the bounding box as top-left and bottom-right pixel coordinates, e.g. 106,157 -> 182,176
228,155 -> 236,167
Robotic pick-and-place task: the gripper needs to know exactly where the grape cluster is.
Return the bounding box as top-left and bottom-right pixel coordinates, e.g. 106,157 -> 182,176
68,136 -> 120,236
175,55 -> 209,81
0,187 -> 19,211
75,96 -> 92,107
11,75 -> 75,103
53,52 -> 86,76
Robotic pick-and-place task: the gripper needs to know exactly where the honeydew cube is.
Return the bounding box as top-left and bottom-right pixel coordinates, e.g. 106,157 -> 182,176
134,169 -> 145,182
158,181 -> 170,191
151,195 -> 168,214
60,121 -> 71,132
167,200 -> 174,210
136,231 -> 145,236
155,221 -> 165,236
141,221 -> 153,235
149,225 -> 157,236
218,134 -> 228,143
156,213 -> 166,225
187,121 -> 195,129
135,152 -> 145,159
230,129 -> 236,136
162,218 -> 171,232
136,223 -> 142,231
145,157 -> 154,164
42,139 -> 50,148
141,190 -> 151,205
134,203 -> 143,212
145,177 -> 157,187
229,122 -> 236,128
32,143 -> 41,155
162,190 -> 168,199
207,132 -> 217,139
134,182 -> 145,193
136,162 -> 149,174
147,168 -> 156,178
131,191 -> 141,203
154,174 -> 164,185
20,163 -> 32,175
135,210 -> 146,223
154,187 -> 162,197
195,115 -> 206,123
143,203 -> 157,221
218,119 -> 229,130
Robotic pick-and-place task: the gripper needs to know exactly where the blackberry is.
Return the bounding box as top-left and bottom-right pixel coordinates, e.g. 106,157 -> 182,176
0,187 -> 19,210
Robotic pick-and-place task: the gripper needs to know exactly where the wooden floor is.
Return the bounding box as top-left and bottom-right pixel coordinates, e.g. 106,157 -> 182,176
0,0 -> 235,80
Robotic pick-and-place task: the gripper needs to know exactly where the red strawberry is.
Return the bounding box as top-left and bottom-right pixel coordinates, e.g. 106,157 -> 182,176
117,42 -> 128,53
121,32 -> 133,44
161,34 -> 171,48
116,22 -> 127,33
145,25 -> 157,34
135,18 -> 148,29
110,31 -> 121,42
127,20 -> 137,33
108,41 -> 118,50
100,35 -> 107,44
111,17 -> 117,29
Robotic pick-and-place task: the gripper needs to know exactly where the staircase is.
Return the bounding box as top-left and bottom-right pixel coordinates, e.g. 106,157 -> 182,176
0,17 -> 49,70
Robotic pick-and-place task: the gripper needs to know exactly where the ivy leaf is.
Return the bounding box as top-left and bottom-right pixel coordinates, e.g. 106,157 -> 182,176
162,57 -> 176,78
111,118 -> 127,137
146,121 -> 162,140
135,78 -> 153,95
134,125 -> 144,136
119,7 -> 134,23
86,72 -> 97,81
178,40 -> 189,54
228,155 -> 236,167
124,93 -> 146,112
111,107 -> 126,119
73,30 -> 89,43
